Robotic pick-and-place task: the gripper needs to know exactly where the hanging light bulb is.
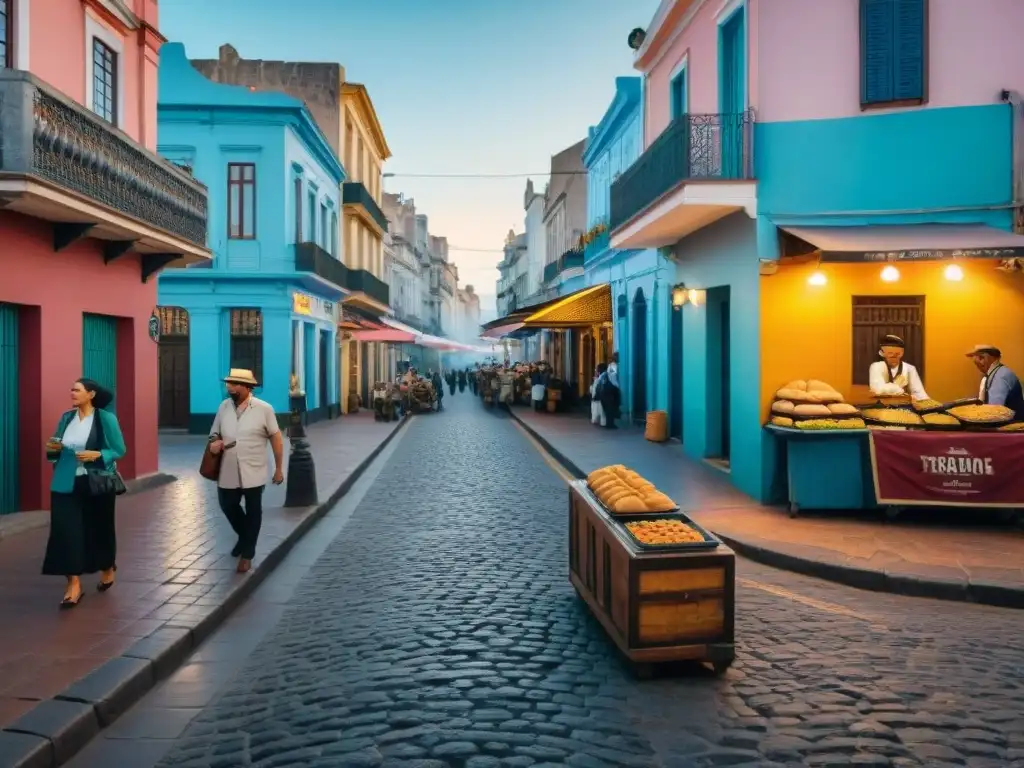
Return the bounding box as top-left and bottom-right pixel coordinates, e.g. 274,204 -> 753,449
807,270 -> 827,286
880,265 -> 900,282
944,263 -> 964,282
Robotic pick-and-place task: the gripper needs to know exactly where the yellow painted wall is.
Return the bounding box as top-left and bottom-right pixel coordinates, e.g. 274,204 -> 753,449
760,260 -> 1024,418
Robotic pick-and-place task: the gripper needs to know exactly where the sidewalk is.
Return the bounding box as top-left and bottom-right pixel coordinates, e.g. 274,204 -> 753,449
511,407 -> 1024,609
0,413 -> 404,748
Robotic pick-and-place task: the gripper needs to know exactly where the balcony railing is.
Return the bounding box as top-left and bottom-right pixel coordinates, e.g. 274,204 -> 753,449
0,70 -> 208,247
609,111 -> 754,231
583,229 -> 610,262
342,182 -> 389,233
346,267 -> 390,307
295,242 -> 347,289
543,248 -> 584,284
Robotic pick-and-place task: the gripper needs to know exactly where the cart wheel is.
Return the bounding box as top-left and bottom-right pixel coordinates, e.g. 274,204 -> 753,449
788,502 -> 799,519
711,659 -> 734,675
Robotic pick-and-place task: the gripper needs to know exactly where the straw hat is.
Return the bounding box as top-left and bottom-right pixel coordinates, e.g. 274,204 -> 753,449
965,344 -> 1001,358
224,368 -> 258,386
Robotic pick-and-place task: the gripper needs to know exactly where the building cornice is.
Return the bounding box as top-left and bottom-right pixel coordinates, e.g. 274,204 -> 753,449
342,83 -> 392,162
634,0 -> 707,73
83,0 -> 139,34
582,77 -> 641,168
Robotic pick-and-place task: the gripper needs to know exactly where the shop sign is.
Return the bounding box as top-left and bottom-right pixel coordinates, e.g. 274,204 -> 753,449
823,247 -> 1024,263
869,431 -> 1024,507
148,311 -> 160,343
293,293 -> 312,315
292,292 -> 336,323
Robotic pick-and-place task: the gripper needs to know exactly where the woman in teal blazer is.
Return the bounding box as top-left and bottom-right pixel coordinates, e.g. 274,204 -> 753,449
43,378 -> 126,609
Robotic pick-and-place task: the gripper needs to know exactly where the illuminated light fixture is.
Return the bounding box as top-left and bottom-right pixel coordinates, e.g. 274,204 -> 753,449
671,283 -> 688,308
944,263 -> 964,282
880,265 -> 900,282
687,288 -> 700,306
807,270 -> 827,286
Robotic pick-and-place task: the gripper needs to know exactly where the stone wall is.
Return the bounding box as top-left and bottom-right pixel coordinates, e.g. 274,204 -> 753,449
190,44 -> 344,156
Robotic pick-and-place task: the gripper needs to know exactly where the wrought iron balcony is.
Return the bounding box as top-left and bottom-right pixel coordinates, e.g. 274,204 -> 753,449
295,242 -> 348,289
609,111 -> 755,231
346,267 -> 390,307
0,70 -> 209,252
543,248 -> 584,284
342,182 -> 389,233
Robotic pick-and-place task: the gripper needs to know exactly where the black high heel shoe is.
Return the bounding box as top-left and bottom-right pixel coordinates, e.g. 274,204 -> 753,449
60,590 -> 84,610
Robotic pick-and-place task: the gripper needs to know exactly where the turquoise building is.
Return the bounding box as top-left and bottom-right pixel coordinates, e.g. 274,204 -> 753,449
582,77 -> 672,425
156,43 -> 346,431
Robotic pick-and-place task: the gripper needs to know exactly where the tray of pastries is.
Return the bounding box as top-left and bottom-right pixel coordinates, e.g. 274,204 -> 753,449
947,403 -> 1015,427
586,465 -> 678,515
920,412 -> 962,431
620,514 -> 720,551
861,408 -> 925,427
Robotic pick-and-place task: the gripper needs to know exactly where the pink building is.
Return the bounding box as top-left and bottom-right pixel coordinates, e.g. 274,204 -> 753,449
0,0 -> 211,514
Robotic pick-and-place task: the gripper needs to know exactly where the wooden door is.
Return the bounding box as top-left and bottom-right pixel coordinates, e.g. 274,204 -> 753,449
157,307 -> 190,429
0,303 -> 18,514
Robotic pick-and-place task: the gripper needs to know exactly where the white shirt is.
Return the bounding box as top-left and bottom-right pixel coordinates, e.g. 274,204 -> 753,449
607,362 -> 620,389
61,411 -> 95,476
868,360 -> 929,401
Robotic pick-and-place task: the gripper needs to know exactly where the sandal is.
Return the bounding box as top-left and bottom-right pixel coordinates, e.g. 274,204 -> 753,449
97,565 -> 117,592
60,590 -> 84,610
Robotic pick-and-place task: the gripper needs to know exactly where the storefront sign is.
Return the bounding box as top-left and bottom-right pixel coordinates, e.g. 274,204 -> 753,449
869,431 -> 1024,507
292,292 -> 336,323
148,311 -> 160,343
822,247 -> 1024,263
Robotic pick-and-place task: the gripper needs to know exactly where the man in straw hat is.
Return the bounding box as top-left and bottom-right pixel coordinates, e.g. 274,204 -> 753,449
965,344 -> 1024,420
207,368 -> 284,573
868,334 -> 929,400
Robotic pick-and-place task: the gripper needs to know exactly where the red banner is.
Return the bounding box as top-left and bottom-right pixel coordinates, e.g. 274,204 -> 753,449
869,430 -> 1024,507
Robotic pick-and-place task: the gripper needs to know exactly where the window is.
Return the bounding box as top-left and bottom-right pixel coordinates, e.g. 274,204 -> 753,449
860,0 -> 927,107
229,309 -> 263,385
0,0 -> 12,69
227,163 -> 256,239
307,190 -> 317,244
320,204 -> 329,249
330,211 -> 338,256
851,295 -> 924,385
92,38 -> 118,124
293,176 -> 303,242
670,67 -> 687,119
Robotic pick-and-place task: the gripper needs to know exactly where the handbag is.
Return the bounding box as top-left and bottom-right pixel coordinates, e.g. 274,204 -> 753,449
87,467 -> 127,496
199,439 -> 223,482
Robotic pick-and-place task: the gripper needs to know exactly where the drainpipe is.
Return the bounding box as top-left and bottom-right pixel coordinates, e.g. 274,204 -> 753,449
1000,89 -> 1024,233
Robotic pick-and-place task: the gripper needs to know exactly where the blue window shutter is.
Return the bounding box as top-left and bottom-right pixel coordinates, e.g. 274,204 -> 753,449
670,71 -> 687,119
893,0 -> 925,100
860,0 -> 895,104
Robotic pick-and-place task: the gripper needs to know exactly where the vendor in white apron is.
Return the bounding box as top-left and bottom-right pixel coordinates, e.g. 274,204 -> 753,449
868,334 -> 930,400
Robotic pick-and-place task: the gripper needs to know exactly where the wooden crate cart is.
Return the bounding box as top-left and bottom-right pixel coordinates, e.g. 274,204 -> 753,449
567,480 -> 735,676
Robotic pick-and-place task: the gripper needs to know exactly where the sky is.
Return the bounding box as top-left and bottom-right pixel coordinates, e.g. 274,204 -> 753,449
160,0 -> 660,319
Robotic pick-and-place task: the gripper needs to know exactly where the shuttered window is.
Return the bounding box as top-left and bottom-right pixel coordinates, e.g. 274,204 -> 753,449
860,0 -> 927,107
83,314 -> 118,412
852,296 -> 924,385
0,303 -> 18,514
229,309 -> 263,385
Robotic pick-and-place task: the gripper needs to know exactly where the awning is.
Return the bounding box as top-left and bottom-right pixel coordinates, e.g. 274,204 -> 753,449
351,328 -> 418,342
340,308 -> 386,331
481,322 -> 524,339
780,224 -> 1024,263
380,316 -> 422,335
521,283 -> 612,329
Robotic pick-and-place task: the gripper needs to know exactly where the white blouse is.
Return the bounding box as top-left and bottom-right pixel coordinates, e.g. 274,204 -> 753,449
868,361 -> 929,401
61,411 -> 95,476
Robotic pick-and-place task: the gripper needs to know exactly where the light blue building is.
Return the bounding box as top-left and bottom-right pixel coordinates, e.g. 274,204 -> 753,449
582,77 -> 672,425
156,43 -> 346,432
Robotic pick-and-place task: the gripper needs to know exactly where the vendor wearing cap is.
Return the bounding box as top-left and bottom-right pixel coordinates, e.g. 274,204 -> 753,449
868,334 -> 929,400
966,344 -> 1024,420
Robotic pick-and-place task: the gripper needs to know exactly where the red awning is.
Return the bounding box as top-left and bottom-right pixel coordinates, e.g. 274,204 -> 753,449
350,327 -> 418,342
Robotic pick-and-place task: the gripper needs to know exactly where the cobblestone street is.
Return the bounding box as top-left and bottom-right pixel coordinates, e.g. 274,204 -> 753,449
97,395 -> 1024,768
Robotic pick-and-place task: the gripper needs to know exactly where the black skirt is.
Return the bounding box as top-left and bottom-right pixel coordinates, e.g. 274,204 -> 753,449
42,475 -> 117,576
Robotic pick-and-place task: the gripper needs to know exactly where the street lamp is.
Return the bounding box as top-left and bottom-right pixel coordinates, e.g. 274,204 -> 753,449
671,283 -> 688,309
284,372 -> 318,507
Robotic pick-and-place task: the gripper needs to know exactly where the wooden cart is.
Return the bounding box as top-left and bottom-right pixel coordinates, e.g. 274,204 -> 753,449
567,480 -> 736,676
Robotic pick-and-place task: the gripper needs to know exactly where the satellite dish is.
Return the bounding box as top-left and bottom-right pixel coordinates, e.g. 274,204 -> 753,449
627,28 -> 646,50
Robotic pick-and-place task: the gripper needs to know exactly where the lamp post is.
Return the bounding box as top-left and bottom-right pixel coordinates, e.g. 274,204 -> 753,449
284,373 -> 318,507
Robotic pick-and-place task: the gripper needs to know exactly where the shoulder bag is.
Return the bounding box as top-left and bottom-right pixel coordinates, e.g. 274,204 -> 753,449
86,413 -> 127,497
199,434 -> 223,482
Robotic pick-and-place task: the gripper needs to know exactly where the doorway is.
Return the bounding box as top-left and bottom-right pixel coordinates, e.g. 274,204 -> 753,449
669,304 -> 683,440
319,330 -> 329,411
582,331 -> 595,398
719,5 -> 746,179
83,313 -> 118,413
0,303 -> 18,514
157,307 -> 190,429
632,288 -> 648,424
706,287 -> 731,466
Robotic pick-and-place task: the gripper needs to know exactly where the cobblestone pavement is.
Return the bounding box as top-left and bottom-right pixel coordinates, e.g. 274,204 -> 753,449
149,395 -> 1024,768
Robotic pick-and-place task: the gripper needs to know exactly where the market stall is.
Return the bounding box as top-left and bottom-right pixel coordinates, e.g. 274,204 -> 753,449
761,222 -> 1024,515
568,467 -> 735,677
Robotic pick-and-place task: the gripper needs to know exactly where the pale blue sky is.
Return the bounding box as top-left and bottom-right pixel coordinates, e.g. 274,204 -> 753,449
161,0 -> 660,315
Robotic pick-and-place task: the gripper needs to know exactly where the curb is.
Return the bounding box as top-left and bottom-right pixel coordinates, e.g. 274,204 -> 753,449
0,415 -> 410,768
507,408 -> 1024,612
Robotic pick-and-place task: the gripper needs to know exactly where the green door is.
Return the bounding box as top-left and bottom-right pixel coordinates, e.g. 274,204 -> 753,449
83,313 -> 117,412
0,304 -> 19,514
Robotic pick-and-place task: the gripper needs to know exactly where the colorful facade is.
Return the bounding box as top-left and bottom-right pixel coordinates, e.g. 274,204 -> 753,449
156,43 -> 344,431
583,77 -> 673,424
613,0 -> 1024,502
0,0 -> 211,514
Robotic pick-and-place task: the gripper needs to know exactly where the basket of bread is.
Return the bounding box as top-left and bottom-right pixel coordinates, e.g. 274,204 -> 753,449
622,515 -> 719,551
586,465 -> 678,515
768,379 -> 864,430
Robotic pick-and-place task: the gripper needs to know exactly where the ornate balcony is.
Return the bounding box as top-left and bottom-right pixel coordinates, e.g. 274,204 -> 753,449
0,70 -> 210,279
609,111 -> 756,249
342,182 -> 388,235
